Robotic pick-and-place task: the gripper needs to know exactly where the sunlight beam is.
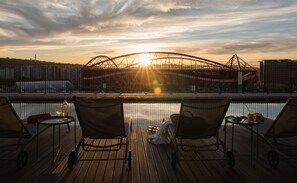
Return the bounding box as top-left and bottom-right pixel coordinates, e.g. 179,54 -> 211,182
138,54 -> 152,67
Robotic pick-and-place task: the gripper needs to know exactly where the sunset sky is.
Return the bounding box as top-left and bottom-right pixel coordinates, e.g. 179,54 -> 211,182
0,0 -> 297,66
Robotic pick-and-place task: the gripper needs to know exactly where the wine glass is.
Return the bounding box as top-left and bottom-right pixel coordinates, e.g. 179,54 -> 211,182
55,105 -> 62,117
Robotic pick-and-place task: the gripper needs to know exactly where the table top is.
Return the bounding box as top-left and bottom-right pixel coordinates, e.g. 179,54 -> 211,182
225,116 -> 259,125
38,116 -> 75,126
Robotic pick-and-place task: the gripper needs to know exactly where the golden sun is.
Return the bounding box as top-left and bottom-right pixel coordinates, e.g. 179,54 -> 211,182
139,54 -> 152,67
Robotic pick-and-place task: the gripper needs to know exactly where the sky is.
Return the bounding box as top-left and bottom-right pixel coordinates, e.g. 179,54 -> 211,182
0,0 -> 297,66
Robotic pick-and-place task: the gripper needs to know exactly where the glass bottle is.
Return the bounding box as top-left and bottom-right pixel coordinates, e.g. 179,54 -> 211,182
61,95 -> 69,117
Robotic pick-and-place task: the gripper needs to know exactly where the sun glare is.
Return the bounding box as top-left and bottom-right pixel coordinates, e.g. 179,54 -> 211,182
139,54 -> 152,67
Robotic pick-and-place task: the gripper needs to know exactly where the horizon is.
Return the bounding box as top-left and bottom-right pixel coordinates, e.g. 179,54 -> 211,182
0,1 -> 297,66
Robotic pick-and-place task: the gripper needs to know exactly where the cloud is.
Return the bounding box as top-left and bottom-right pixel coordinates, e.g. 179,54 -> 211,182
201,38 -> 297,55
0,0 -> 297,62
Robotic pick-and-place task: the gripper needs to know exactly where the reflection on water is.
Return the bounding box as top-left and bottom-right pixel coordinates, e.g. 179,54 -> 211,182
12,102 -> 285,126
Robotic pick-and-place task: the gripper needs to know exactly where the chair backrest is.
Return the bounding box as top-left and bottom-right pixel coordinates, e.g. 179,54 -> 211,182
265,99 -> 297,138
74,97 -> 125,139
176,98 -> 230,139
0,96 -> 31,138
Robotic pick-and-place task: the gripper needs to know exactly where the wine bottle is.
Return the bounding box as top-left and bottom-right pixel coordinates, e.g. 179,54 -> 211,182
61,95 -> 69,117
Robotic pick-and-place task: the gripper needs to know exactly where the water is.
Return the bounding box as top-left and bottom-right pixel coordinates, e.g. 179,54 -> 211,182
12,102 -> 285,126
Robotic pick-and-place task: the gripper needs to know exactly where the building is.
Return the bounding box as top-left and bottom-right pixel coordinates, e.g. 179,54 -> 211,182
260,59 -> 297,92
0,58 -> 82,92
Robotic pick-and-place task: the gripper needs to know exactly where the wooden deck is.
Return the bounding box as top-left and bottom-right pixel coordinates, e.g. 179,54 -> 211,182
1,124 -> 297,183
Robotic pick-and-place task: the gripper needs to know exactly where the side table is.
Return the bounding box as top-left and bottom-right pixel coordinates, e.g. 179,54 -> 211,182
37,116 -> 76,164
224,116 -> 259,166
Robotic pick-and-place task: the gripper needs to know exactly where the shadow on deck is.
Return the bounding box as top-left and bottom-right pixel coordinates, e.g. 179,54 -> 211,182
0,125 -> 297,183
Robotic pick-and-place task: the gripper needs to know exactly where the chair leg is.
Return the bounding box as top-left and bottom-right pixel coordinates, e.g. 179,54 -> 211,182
17,151 -> 28,169
128,151 -> 132,169
67,123 -> 70,132
226,150 -> 235,168
68,138 -> 83,169
267,150 -> 279,168
124,144 -> 128,163
67,151 -> 76,169
171,137 -> 179,170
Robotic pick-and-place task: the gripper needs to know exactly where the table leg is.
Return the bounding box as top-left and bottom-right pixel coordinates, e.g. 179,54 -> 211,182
231,123 -> 234,152
224,120 -> 226,154
52,125 -> 55,164
58,125 -> 61,149
36,122 -> 39,159
257,124 -> 259,159
251,125 -> 253,166
74,119 -> 76,150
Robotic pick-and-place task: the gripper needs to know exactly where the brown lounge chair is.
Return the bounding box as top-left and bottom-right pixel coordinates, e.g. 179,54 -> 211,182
0,96 -> 49,169
256,98 -> 297,168
67,97 -> 132,169
168,98 -> 233,169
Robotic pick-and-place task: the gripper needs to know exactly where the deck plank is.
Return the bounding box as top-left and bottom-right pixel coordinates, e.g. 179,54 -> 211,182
93,140 -> 112,182
142,128 -> 161,183
136,126 -> 151,183
103,139 -> 120,183
73,140 -> 100,183
131,126 -> 141,183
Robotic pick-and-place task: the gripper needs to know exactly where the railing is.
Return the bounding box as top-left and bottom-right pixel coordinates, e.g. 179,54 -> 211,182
5,93 -> 296,126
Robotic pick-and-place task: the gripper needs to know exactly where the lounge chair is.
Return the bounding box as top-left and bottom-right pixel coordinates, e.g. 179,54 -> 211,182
0,96 -> 49,169
257,98 -> 297,168
169,98 -> 234,169
67,97 -> 132,169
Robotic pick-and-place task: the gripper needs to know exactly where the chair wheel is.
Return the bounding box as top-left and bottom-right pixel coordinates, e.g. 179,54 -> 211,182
17,151 -> 28,169
226,150 -> 235,168
67,151 -> 76,169
267,150 -> 279,168
171,152 -> 177,170
128,151 -> 132,169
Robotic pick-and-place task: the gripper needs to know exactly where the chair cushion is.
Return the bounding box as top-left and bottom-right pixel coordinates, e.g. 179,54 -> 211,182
27,113 -> 51,124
